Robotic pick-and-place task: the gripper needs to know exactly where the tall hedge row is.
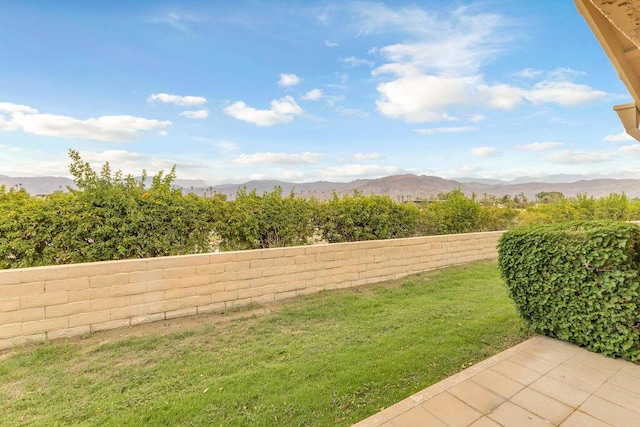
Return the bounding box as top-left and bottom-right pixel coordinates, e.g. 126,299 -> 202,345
498,221 -> 640,361
0,152 -> 218,269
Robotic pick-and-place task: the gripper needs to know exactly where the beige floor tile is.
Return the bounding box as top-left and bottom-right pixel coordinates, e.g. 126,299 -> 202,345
564,352 -> 623,380
447,379 -> 505,414
506,350 -> 558,374
468,417 -> 503,427
437,367 -> 482,390
570,349 -> 628,374
487,401 -> 553,427
517,335 -> 548,348
546,361 -> 610,394
510,387 -> 573,425
409,384 -> 445,405
353,337 -> 636,427
488,360 -> 543,385
618,363 -> 640,380
470,369 -> 526,399
527,339 -> 583,365
607,364 -> 640,394
352,413 -> 390,427
580,395 -> 640,426
529,376 -> 590,408
389,405 -> 446,427
376,397 -> 417,421
421,391 -> 482,427
594,382 -> 640,414
559,411 -> 612,427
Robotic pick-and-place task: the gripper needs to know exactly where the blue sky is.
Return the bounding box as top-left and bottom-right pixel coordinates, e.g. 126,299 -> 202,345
1,0 -> 638,185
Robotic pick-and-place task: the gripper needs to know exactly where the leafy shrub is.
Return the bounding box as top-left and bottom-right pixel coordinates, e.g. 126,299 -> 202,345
498,221 -> 640,361
0,151 -> 217,268
318,192 -> 420,243
0,186 -> 49,268
518,193 -> 640,225
419,189 -> 480,235
214,187 -> 318,250
476,205 -> 519,231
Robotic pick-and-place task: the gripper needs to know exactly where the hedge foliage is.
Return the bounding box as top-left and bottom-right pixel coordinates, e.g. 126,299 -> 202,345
4,151 -> 640,269
498,221 -> 640,361
518,193 -> 640,224
0,151 -> 217,269
213,187 -> 318,251
318,192 -> 420,243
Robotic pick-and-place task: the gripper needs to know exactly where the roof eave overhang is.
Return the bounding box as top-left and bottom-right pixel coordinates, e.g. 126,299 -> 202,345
575,0 -> 640,141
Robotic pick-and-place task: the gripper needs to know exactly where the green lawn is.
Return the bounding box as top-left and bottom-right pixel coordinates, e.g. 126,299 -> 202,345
0,260 -> 530,426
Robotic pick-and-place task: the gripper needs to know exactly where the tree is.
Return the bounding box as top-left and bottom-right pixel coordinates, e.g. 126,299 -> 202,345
535,191 -> 565,204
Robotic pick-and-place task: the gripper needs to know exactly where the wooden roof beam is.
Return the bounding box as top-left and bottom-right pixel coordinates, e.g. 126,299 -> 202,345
575,0 -> 640,141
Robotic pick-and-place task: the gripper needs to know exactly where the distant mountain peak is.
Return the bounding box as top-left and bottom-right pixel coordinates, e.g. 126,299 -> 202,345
2,173 -> 640,200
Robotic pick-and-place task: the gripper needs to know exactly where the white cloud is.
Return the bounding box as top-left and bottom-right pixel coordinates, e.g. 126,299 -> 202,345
0,114 -> 19,131
335,106 -> 370,117
361,5 -> 610,122
469,114 -> 486,123
471,147 -> 500,158
545,150 -> 614,164
375,74 -> 473,122
325,40 -> 339,47
319,164 -> 401,180
324,94 -> 345,107
604,131 -> 634,142
366,6 -> 506,74
317,10 -> 331,25
376,72 -> 609,121
547,67 -> 585,80
514,141 -> 563,151
179,109 -> 208,119
224,96 -> 303,126
301,89 -> 323,101
0,102 -> 38,114
77,149 -> 205,176
340,56 -> 374,67
278,73 -> 301,87
354,152 -> 381,160
0,144 -> 21,153
148,93 -> 207,106
0,102 -> 171,142
524,80 -> 608,107
0,147 -> 208,180
479,70 -> 609,110
149,12 -> 206,31
414,126 -> 476,135
512,68 -> 543,79
212,141 -> 239,153
0,155 -> 71,177
618,144 -> 640,155
15,113 -> 171,141
82,149 -> 144,163
234,152 -> 323,165
477,83 -> 525,110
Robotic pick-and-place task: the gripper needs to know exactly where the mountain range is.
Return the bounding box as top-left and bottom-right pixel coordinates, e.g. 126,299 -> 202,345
3,174 -> 640,201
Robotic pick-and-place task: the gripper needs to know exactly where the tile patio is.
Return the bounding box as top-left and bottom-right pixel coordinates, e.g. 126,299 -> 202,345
353,335 -> 640,427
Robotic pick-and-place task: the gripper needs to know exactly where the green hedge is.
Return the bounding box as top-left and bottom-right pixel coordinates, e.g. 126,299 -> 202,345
498,221 -> 640,361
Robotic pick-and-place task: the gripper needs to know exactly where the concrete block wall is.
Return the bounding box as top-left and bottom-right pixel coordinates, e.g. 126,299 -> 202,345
0,231 -> 503,350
